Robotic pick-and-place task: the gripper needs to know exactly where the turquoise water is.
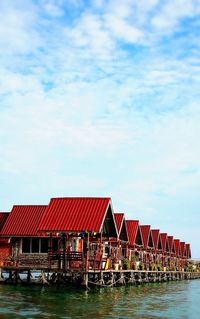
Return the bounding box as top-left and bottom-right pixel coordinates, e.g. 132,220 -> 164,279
0,280 -> 200,318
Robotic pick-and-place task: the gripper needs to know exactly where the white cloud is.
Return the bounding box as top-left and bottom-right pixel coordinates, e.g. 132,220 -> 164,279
151,0 -> 197,32
67,12 -> 115,56
104,14 -> 143,43
40,0 -> 65,16
0,1 -> 40,55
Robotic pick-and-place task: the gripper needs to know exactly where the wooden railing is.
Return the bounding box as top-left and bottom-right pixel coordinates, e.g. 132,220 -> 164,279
48,250 -> 84,270
48,250 -> 83,261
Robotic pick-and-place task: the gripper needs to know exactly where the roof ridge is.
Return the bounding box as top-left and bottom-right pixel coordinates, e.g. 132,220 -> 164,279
140,225 -> 151,227
50,196 -> 111,200
13,205 -> 47,207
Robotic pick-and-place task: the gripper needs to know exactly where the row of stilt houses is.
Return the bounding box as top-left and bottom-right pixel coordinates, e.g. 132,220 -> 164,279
0,197 -> 191,272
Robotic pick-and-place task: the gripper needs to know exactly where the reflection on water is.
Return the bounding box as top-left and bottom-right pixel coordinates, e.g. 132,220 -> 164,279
0,280 -> 200,319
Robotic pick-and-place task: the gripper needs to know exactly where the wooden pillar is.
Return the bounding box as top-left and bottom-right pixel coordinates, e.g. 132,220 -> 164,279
126,243 -> 128,259
49,233 -> 53,269
83,272 -> 89,289
27,269 -> 31,283
66,233 -> 69,270
100,232 -> 103,269
85,232 -> 89,272
117,239 -> 120,261
63,234 -> 66,271
154,250 -> 157,265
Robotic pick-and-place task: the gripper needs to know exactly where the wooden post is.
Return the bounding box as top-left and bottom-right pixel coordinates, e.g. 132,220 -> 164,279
126,243 -> 128,259
154,249 -> 157,268
66,233 -> 69,270
27,269 -> 31,283
49,233 -> 52,269
85,232 -> 89,272
63,234 -> 66,271
117,239 -> 120,262
100,232 -> 103,270
83,272 -> 89,289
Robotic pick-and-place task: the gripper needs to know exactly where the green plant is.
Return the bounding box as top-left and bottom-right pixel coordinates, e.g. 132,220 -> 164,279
132,263 -> 137,270
149,263 -> 157,271
139,263 -> 144,270
135,251 -> 140,260
123,258 -> 130,270
169,261 -> 176,271
157,264 -> 162,271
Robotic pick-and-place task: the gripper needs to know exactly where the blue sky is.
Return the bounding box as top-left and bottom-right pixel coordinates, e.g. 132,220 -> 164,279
0,0 -> 200,257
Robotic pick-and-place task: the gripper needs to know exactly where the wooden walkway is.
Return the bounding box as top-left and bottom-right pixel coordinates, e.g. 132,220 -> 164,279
0,265 -> 200,289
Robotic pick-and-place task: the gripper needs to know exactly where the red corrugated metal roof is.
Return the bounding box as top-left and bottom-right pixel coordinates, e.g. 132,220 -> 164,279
174,239 -> 180,257
0,213 -> 9,232
185,243 -> 191,258
140,225 -> 151,249
114,213 -> 124,234
151,229 -> 160,250
126,220 -> 139,246
38,197 -> 111,233
180,242 -> 186,257
160,233 -> 167,252
0,205 -> 47,237
114,213 -> 128,242
167,236 -> 174,253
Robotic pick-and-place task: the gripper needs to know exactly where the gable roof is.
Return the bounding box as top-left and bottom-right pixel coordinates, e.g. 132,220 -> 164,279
151,229 -> 160,250
185,243 -> 191,259
157,234 -> 162,250
174,239 -> 181,257
0,205 -> 47,237
38,197 -> 115,233
140,225 -> 151,249
126,220 -> 142,247
160,233 -> 167,252
167,236 -> 175,253
0,213 -> 9,232
180,242 -> 186,258
114,213 -> 128,241
114,213 -> 124,234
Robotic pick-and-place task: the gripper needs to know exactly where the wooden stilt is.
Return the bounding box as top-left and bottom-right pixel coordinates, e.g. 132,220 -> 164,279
39,270 -> 49,285
27,270 -> 31,283
82,272 -> 89,290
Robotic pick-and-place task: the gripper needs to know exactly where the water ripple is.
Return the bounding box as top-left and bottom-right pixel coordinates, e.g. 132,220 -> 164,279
0,280 -> 200,318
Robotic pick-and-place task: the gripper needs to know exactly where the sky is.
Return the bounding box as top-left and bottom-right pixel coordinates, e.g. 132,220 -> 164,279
0,0 -> 200,258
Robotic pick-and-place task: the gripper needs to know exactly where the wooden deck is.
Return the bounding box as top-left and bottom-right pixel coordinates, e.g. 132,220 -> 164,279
0,264 -> 200,289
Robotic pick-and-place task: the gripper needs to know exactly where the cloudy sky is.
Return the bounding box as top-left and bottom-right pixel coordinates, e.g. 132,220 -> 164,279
0,0 -> 200,257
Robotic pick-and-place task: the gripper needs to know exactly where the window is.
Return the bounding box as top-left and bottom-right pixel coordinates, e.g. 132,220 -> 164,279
22,238 -> 49,253
32,238 -> 39,253
41,238 -> 49,253
22,238 -> 30,253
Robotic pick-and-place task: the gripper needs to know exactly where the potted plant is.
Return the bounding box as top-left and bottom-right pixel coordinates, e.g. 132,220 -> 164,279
139,262 -> 144,270
157,263 -> 162,271
132,263 -> 137,270
113,257 -> 119,271
123,258 -> 130,270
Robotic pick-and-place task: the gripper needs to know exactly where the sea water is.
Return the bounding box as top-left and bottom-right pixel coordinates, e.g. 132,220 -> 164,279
0,280 -> 200,318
